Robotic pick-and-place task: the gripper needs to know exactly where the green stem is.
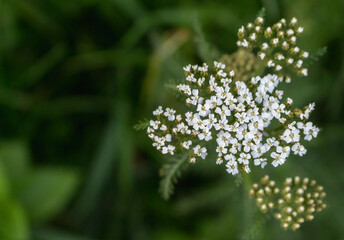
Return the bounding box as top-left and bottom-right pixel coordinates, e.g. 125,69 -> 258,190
241,173 -> 254,239
243,172 -> 252,188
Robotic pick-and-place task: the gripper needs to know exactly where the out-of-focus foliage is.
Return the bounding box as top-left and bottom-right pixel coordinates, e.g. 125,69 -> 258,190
0,0 -> 343,239
0,141 -> 78,239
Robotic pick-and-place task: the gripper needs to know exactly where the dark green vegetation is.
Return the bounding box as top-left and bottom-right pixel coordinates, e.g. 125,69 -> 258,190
1,0 -> 344,239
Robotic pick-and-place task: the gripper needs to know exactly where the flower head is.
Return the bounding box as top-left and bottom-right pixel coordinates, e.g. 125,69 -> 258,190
146,60 -> 319,175
144,17 -> 319,176
250,176 -> 326,231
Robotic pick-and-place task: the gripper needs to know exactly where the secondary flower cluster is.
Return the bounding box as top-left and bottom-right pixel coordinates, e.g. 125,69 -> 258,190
237,17 -> 309,81
220,49 -> 261,82
250,175 -> 326,230
146,61 -> 319,175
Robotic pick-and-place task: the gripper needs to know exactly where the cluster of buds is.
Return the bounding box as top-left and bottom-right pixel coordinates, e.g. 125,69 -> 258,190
220,49 -> 263,82
146,61 -> 319,175
250,176 -> 326,230
237,17 -> 309,81
250,175 -> 280,213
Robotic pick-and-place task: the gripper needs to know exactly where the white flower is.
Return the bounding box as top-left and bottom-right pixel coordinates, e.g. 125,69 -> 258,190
216,145 -> 228,156
254,158 -> 267,168
182,140 -> 192,149
292,143 -> 307,156
162,145 -> 175,155
261,42 -> 269,50
217,131 -> 231,147
206,114 -> 218,128
297,27 -> 304,34
302,51 -> 309,58
216,157 -> 224,165
271,152 -> 285,167
164,108 -> 176,121
215,105 -> 231,118
164,134 -> 172,142
243,165 -> 251,173
266,137 -> 279,147
276,146 -> 290,158
153,106 -> 164,116
186,74 -> 196,83
177,84 -> 192,95
197,103 -> 210,117
193,145 -> 208,159
226,161 -> 238,175
189,157 -> 196,163
192,115 -> 205,131
207,96 -> 222,109
224,154 -> 236,163
197,77 -> 205,86
214,61 -> 225,69
198,128 -> 212,141
238,153 -> 251,165
241,39 -> 249,48
301,68 -> 308,76
282,127 -> 300,143
150,120 -> 160,130
303,123 -> 319,141
272,38 -> 279,45
229,138 -> 241,154
258,52 -> 265,60
183,64 -> 191,72
214,118 -> 229,131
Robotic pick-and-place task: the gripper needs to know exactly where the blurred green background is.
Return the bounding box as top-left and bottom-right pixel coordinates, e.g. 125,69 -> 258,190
1,0 -> 344,239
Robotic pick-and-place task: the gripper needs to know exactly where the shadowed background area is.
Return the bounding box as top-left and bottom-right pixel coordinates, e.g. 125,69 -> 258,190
0,0 -> 344,239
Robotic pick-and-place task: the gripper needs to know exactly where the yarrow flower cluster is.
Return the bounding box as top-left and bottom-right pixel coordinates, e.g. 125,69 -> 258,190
250,175 -> 326,230
138,14 -> 326,231
146,60 -> 319,175
237,17 -> 309,81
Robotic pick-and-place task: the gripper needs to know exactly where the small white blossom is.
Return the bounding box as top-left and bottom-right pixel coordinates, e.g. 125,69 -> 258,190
182,140 -> 192,149
153,106 -> 164,116
164,108 -> 176,121
292,143 -> 307,156
193,145 -> 208,159
162,145 -> 175,155
226,161 -> 239,175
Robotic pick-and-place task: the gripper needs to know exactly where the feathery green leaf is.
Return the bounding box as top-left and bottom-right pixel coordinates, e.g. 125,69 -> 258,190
256,8 -> 266,18
159,153 -> 189,200
133,119 -> 149,131
308,46 -> 327,65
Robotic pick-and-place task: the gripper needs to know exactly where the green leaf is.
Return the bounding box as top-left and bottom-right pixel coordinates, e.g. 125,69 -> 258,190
159,153 -> 189,200
234,172 -> 243,187
192,15 -> 220,63
133,119 -> 150,131
0,198 -> 30,240
0,141 -> 30,188
34,228 -> 95,240
17,167 -> 79,222
0,163 -> 10,200
308,46 -> 327,65
256,8 -> 266,19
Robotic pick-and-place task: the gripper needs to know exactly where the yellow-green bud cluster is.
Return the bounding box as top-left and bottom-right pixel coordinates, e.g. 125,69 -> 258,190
237,17 -> 309,81
220,49 -> 263,82
250,175 -> 326,231
250,175 -> 279,213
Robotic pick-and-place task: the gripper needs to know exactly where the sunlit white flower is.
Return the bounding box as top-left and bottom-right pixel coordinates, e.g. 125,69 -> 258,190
182,140 -> 192,149
226,161 -> 239,175
162,145 -> 175,155
193,145 -> 208,159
